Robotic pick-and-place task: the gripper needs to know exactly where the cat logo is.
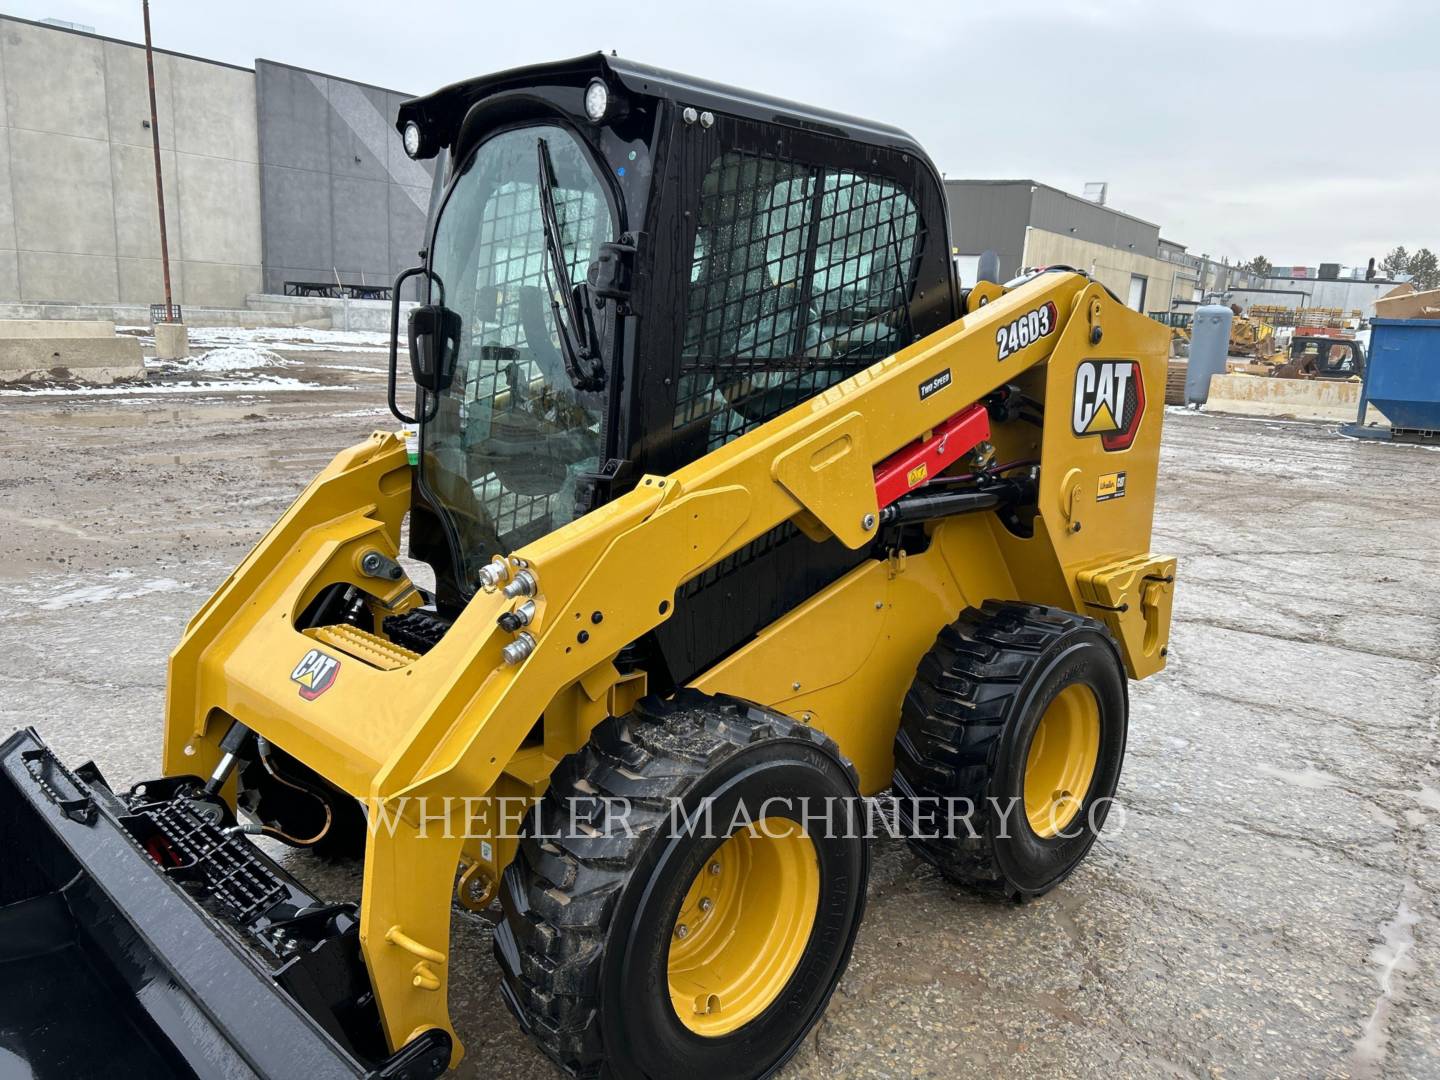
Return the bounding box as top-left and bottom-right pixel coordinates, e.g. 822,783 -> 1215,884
1072,360 -> 1145,452
290,649 -> 340,700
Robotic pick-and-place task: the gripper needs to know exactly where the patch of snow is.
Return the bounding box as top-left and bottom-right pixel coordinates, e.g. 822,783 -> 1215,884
186,326 -> 393,353
1350,890 -> 1420,1077
147,346 -> 300,373
1254,763 -> 1338,790
1414,785 -> 1440,812
0,377 -> 350,398
27,577 -> 192,612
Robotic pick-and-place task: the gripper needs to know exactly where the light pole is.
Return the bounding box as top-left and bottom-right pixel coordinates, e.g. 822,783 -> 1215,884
142,0 -> 172,318
142,0 -> 186,358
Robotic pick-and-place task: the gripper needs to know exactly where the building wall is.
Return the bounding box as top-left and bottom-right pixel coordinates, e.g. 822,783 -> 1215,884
1028,185 -> 1159,258
255,60 -> 434,296
1022,227 -> 1177,313
943,181 -> 1032,280
944,180 -> 1167,295
0,16 -> 262,307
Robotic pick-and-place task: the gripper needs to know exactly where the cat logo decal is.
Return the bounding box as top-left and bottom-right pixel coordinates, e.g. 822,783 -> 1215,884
290,649 -> 340,700
1073,360 -> 1145,452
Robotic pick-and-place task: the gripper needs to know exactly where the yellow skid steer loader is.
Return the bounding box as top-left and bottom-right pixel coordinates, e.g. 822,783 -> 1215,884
0,55 -> 1174,1080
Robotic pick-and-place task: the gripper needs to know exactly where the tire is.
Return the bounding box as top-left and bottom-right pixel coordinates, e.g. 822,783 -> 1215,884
494,690 -> 869,1079
892,600 -> 1128,899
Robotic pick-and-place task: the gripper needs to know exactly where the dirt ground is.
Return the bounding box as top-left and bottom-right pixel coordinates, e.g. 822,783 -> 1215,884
1,342 -> 1437,1079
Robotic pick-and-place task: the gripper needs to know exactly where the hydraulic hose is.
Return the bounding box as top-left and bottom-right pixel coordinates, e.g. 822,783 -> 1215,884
244,737 -> 333,848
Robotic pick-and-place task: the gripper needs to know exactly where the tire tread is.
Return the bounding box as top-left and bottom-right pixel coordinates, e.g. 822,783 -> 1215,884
892,600 -> 1104,899
494,689 -> 855,1078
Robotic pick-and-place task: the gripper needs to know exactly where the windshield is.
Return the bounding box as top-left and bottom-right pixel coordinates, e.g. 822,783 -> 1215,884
422,124 -> 615,588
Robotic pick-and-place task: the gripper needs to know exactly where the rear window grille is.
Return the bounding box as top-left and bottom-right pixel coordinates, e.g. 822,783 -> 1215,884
679,151 -> 924,449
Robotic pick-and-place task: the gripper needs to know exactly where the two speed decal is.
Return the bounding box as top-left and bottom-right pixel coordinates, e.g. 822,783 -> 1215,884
918,369 -> 952,400
996,301 -> 1058,361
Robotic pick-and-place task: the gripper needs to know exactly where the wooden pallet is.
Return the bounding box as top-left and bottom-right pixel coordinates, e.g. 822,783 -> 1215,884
1166,360 -> 1188,405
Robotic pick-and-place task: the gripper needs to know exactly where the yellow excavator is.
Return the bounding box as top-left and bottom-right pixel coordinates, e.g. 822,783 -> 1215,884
0,55 -> 1174,1080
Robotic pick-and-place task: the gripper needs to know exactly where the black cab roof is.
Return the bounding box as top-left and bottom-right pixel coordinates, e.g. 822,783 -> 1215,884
396,52 -> 935,165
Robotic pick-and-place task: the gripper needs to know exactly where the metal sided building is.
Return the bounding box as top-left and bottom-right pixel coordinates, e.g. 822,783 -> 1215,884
945,179 -> 1181,314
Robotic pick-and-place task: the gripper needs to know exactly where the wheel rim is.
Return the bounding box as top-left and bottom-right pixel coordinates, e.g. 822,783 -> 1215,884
1023,683 -> 1102,838
667,817 -> 820,1037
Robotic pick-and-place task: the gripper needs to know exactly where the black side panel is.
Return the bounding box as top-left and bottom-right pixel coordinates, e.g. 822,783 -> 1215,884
653,524 -> 866,686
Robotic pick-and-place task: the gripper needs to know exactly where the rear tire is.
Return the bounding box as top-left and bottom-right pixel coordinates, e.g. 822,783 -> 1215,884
892,600 -> 1128,899
494,690 -> 868,1079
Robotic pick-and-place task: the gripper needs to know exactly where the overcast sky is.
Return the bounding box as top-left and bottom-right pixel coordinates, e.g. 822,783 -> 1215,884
10,0 -> 1437,267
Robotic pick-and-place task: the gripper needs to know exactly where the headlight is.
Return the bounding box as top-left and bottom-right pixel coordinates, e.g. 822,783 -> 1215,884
584,79 -> 609,123
403,121 -> 423,158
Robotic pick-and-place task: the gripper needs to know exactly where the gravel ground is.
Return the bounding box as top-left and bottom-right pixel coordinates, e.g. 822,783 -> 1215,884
0,344 -> 1436,1079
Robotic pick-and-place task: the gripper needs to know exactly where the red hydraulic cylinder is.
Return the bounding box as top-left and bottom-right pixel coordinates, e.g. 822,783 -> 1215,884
872,403 -> 991,508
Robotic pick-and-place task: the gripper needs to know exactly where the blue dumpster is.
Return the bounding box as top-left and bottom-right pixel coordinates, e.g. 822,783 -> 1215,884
1343,318 -> 1440,441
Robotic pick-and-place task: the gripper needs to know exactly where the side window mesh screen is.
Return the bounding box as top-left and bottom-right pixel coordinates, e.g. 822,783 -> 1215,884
679,151 -> 924,449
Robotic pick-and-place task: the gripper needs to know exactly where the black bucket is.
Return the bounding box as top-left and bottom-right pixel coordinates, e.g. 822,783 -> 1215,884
0,729 -> 451,1080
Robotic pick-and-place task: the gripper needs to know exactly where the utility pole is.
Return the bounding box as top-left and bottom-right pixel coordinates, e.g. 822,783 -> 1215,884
142,0 -> 173,321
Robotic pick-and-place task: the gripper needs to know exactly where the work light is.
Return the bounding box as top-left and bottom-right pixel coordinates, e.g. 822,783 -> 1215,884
584,79 -> 609,122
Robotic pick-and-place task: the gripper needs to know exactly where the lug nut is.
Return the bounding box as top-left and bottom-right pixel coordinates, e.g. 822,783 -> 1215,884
501,632 -> 536,666
699,898 -> 713,914
708,861 -> 721,875
675,924 -> 690,939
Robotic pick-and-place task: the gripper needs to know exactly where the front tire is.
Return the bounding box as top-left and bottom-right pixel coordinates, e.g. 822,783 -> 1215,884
494,690 -> 869,1079
892,601 -> 1128,899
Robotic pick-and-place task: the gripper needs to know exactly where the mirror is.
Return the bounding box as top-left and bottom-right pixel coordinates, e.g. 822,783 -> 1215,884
408,304 -> 462,394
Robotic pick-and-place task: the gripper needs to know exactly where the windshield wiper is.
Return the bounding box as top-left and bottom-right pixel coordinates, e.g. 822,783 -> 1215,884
536,138 -> 604,392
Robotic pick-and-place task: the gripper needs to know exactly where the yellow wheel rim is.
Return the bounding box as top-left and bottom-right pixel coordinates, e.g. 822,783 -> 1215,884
667,818 -> 820,1037
1023,684 -> 1102,838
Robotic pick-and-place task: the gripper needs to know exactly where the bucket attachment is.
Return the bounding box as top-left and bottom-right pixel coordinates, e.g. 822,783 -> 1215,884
0,728 -> 450,1080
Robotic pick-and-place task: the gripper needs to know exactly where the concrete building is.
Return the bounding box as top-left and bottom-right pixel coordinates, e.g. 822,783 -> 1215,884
0,15 -> 433,310
946,180 -> 1266,316
255,61 -> 433,295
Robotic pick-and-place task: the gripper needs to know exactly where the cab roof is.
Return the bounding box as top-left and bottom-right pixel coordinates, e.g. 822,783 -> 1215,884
396,52 -> 934,164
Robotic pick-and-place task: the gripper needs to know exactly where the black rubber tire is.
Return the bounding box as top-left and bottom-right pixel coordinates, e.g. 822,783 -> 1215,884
494,689 -> 869,1080
892,600 -> 1128,899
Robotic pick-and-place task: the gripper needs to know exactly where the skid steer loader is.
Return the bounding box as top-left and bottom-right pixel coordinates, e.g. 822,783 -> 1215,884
0,54 -> 1174,1080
